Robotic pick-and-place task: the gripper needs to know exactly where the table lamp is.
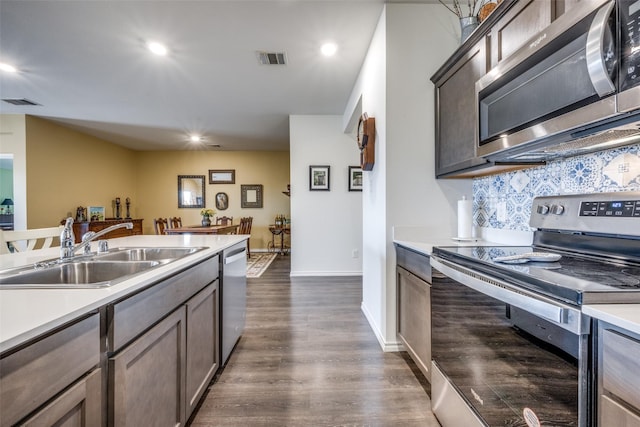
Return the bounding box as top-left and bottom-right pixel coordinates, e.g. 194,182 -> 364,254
1,198 -> 13,214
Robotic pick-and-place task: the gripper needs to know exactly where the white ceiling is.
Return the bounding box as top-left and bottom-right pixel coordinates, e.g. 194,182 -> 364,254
0,0 -> 422,151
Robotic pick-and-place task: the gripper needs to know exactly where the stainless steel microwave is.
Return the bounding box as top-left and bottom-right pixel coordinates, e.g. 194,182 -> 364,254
476,0 -> 640,162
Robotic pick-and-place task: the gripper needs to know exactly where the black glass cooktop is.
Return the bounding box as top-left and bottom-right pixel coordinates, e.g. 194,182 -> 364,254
433,246 -> 640,305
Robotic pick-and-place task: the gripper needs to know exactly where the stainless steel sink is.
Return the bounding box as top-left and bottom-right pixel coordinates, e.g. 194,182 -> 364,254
93,247 -> 202,262
0,261 -> 160,288
0,246 -> 207,289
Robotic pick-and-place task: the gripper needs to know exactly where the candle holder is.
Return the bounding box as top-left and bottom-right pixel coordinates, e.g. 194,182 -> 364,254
115,197 -> 122,219
125,197 -> 132,219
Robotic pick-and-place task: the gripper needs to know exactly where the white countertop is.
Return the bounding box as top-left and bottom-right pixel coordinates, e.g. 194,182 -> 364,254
392,225 -> 533,256
0,234 -> 247,353
583,304 -> 640,336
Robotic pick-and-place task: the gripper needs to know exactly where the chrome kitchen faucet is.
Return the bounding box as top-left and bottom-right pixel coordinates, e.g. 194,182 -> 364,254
60,217 -> 133,260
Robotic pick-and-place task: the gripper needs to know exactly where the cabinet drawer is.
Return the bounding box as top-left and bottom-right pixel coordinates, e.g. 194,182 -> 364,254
0,313 -> 100,426
601,394 -> 640,427
396,245 -> 430,283
109,256 -> 218,351
603,329 -> 640,410
21,368 -> 102,427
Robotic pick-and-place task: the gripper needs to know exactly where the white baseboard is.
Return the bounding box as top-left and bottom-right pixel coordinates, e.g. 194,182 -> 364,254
360,302 -> 403,352
289,271 -> 362,277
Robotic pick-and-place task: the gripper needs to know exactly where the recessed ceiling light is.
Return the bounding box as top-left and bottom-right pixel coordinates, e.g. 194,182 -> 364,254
320,43 -> 337,57
147,41 -> 168,56
189,135 -> 202,143
0,63 -> 17,73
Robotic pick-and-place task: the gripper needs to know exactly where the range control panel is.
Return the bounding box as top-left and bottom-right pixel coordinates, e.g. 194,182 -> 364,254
580,200 -> 640,217
530,191 -> 640,237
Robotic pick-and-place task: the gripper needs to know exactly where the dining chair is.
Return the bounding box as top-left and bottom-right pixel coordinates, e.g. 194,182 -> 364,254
170,216 -> 182,228
215,216 -> 233,225
154,218 -> 169,235
238,217 -> 253,257
0,226 -> 65,254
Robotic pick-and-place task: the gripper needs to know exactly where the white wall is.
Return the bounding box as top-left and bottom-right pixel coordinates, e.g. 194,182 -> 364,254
0,115 -> 27,230
345,4 -> 472,350
289,115 -> 363,276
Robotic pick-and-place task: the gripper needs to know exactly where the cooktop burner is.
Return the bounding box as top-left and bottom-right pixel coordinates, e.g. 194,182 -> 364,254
433,245 -> 640,305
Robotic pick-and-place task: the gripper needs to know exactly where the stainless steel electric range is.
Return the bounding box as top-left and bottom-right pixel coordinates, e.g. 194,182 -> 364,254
429,191 -> 640,427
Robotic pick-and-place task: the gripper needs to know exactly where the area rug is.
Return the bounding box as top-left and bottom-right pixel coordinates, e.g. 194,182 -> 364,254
246,253 -> 277,278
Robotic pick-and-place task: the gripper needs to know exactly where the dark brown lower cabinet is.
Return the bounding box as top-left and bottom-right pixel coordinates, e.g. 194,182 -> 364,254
598,323 -> 640,426
186,283 -> 219,419
21,369 -> 102,427
397,266 -> 431,381
0,313 -> 101,427
109,308 -> 187,427
396,245 -> 431,382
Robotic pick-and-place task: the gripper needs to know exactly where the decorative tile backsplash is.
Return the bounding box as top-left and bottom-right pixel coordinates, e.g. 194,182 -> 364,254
473,143 -> 640,231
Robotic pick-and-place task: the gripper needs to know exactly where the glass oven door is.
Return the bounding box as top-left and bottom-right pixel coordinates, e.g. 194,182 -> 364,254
430,257 -> 591,426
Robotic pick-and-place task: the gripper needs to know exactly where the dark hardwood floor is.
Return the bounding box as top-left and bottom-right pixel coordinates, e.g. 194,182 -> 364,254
190,254 -> 439,426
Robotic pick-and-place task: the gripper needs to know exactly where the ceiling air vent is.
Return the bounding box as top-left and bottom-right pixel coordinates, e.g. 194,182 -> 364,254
205,143 -> 222,148
257,51 -> 287,65
2,98 -> 41,106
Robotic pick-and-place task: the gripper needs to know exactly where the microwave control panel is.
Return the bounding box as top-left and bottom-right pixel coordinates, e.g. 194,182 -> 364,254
620,0 -> 640,91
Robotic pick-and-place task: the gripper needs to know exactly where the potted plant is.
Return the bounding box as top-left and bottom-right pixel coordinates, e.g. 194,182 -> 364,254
200,208 -> 215,226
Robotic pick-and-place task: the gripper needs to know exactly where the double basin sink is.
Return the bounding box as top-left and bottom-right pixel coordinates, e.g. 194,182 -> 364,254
0,247 -> 206,288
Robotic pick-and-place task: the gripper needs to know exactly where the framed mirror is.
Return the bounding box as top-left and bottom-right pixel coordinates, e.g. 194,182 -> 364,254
178,175 -> 205,208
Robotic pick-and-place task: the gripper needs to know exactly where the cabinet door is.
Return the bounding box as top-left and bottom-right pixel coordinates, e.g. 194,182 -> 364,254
21,369 -> 102,427
397,266 -> 431,381
109,308 -> 186,427
489,0 -> 556,68
186,282 -> 218,419
435,39 -> 488,177
0,314 -> 100,427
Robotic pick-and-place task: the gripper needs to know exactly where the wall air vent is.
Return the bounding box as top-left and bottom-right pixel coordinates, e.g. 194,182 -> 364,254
257,51 -> 287,65
2,98 -> 41,106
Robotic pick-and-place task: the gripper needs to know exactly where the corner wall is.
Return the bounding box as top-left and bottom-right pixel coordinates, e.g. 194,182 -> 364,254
289,115 -> 363,276
345,4 -> 472,350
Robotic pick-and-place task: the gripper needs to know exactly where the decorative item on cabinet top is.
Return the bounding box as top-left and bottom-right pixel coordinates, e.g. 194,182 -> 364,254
357,113 -> 375,171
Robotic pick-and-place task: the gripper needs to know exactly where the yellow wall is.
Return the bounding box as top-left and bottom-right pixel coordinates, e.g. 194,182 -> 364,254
23,117 -> 290,250
135,150 -> 290,250
25,116 -> 138,228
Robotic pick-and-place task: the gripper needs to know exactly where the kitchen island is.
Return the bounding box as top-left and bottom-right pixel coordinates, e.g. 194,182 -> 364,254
0,234 -> 247,426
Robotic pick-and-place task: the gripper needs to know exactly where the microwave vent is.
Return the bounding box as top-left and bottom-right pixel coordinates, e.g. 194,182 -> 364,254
499,126 -> 640,162
541,128 -> 640,157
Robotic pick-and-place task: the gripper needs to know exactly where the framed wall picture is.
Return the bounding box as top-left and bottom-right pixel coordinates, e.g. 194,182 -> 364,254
309,165 -> 330,191
348,166 -> 363,191
215,192 -> 229,210
209,169 -> 235,184
88,206 -> 105,221
241,184 -> 263,208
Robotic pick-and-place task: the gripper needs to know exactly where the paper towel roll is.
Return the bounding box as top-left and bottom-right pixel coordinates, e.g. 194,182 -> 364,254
457,196 -> 473,239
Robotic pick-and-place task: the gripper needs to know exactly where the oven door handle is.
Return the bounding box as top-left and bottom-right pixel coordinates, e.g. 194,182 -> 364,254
431,257 -> 582,333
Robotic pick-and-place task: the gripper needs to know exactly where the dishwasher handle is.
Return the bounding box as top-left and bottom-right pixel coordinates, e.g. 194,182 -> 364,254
224,249 -> 247,264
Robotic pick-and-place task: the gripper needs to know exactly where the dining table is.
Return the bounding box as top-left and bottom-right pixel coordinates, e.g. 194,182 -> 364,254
164,224 -> 239,235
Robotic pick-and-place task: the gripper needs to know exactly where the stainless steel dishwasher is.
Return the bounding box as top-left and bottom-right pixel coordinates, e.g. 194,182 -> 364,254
220,241 -> 247,365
